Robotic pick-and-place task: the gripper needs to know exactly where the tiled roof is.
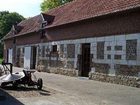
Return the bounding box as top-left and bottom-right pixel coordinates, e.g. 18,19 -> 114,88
4,0 -> 140,39
45,0 -> 140,28
4,15 -> 42,39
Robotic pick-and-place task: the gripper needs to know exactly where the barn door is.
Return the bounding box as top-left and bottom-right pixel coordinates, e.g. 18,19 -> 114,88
8,48 -> 13,63
24,47 -> 31,69
81,43 -> 91,77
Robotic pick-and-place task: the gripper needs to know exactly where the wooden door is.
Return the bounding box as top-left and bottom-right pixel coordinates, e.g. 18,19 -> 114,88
81,43 -> 90,77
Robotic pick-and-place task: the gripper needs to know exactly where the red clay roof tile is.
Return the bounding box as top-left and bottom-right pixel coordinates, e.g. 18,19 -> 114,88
4,0 -> 140,39
45,0 -> 140,28
4,15 -> 42,39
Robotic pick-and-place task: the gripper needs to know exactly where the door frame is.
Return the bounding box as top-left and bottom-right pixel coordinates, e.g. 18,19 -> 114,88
30,46 -> 37,69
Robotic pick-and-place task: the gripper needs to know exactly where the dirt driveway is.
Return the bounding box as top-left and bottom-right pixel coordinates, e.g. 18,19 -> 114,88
0,67 -> 140,105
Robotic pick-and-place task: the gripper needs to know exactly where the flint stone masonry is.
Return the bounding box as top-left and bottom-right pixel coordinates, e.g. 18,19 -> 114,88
37,60 -> 49,72
93,63 -> 110,74
89,72 -> 140,88
16,48 -> 24,67
48,68 -> 78,77
126,39 -> 137,60
97,42 -> 104,59
67,44 -> 75,58
115,64 -> 140,76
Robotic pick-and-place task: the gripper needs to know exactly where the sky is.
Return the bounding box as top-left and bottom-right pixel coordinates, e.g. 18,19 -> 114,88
0,0 -> 43,18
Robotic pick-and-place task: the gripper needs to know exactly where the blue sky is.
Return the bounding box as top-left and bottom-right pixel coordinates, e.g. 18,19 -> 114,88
0,0 -> 43,18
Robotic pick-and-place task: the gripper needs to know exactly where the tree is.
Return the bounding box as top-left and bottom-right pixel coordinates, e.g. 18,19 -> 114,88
0,11 -> 24,57
41,0 -> 73,12
0,11 -> 25,39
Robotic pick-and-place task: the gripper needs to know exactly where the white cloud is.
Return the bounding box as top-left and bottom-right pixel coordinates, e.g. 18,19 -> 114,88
0,0 -> 43,17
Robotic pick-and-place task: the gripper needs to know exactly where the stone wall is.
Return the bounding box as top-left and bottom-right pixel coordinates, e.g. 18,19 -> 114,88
89,72 -> 140,88
67,44 -> 75,58
92,63 -> 110,74
126,39 -> 137,60
37,59 -> 49,72
48,68 -> 77,77
16,47 -> 24,67
115,64 -> 140,76
35,33 -> 140,83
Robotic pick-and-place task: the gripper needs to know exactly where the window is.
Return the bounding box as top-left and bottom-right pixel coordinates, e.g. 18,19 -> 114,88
114,55 -> 122,60
97,42 -> 104,59
107,55 -> 111,59
115,46 -> 122,51
107,46 -> 111,51
42,22 -> 47,28
126,39 -> 137,60
52,45 -> 57,52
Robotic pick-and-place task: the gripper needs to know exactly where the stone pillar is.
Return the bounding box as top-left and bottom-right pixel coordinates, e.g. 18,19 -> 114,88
109,64 -> 115,76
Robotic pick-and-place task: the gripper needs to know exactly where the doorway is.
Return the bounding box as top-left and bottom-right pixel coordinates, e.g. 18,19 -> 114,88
8,48 -> 13,63
31,46 -> 37,69
81,43 -> 91,77
24,47 -> 31,69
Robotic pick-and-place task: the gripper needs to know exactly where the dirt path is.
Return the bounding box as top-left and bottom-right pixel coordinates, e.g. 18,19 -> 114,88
0,67 -> 140,105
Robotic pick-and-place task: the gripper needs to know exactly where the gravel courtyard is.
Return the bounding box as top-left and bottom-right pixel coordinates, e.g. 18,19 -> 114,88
0,67 -> 140,105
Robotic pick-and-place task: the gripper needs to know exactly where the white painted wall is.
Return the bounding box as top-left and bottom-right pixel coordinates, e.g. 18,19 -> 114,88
24,47 -> 31,69
19,33 -> 140,75
8,48 -> 13,63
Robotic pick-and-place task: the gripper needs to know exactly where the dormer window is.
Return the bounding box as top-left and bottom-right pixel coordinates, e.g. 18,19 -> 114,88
42,21 -> 47,28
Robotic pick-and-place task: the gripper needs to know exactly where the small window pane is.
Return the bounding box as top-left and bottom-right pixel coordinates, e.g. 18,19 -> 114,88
115,46 -> 122,51
114,55 -> 121,60
107,55 -> 111,59
107,46 -> 111,51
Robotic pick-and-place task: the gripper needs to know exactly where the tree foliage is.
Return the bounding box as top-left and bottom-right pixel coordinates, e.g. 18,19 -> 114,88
41,0 -> 73,12
0,11 -> 24,57
0,11 -> 25,39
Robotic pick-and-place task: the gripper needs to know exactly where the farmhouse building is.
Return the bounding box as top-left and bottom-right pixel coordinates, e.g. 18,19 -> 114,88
3,0 -> 140,79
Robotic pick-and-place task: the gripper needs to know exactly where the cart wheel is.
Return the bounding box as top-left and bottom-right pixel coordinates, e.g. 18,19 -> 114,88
37,78 -> 43,90
12,81 -> 18,89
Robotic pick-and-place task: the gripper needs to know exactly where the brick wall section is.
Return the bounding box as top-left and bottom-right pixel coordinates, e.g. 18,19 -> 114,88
46,10 -> 140,41
16,32 -> 42,45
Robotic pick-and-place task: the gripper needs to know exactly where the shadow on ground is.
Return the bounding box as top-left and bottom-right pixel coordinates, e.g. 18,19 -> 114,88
0,88 -> 24,105
2,86 -> 51,97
